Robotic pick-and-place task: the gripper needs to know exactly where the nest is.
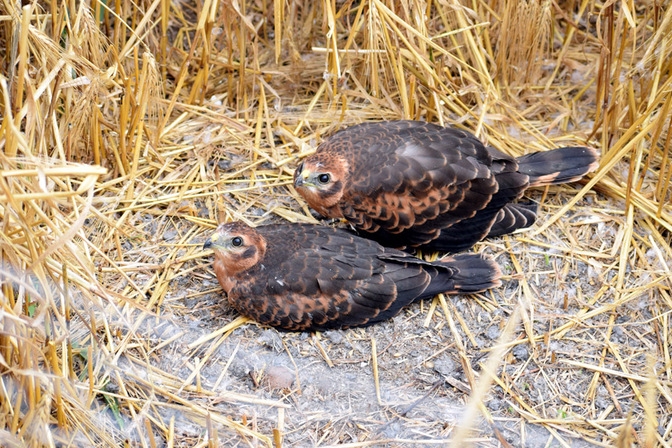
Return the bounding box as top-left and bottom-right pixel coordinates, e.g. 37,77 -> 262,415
1,0 -> 671,446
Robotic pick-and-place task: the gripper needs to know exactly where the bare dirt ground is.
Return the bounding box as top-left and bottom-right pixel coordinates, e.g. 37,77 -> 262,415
88,180 -> 667,447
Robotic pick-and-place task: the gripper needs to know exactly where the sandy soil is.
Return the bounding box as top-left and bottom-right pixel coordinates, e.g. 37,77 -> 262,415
87,185 -> 669,447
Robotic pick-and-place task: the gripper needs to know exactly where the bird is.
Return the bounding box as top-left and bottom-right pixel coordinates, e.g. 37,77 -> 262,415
293,120 -> 600,253
203,221 -> 501,331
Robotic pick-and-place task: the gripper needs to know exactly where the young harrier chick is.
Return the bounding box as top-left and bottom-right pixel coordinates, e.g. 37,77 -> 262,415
294,121 -> 599,253
204,221 -> 501,331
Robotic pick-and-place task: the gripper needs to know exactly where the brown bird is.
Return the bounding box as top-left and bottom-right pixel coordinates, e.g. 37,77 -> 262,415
294,121 -> 599,253
203,221 -> 501,331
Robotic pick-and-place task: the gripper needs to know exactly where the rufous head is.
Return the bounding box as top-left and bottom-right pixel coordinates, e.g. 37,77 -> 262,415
203,222 -> 267,277
293,153 -> 349,217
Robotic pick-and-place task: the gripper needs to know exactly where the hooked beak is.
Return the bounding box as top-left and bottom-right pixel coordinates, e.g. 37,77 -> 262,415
294,162 -> 309,188
203,232 -> 220,250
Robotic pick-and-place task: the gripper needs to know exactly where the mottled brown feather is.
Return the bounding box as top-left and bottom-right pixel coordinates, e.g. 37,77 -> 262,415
205,222 -> 501,331
294,121 -> 599,252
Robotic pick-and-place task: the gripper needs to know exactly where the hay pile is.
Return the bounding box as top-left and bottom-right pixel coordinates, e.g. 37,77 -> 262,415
1,0 -> 671,446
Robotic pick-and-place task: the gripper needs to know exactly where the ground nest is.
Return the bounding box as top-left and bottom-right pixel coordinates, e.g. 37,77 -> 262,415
1,1 -> 671,447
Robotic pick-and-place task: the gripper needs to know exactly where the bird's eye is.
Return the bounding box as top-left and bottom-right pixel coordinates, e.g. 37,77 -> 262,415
317,173 -> 331,184
231,236 -> 243,247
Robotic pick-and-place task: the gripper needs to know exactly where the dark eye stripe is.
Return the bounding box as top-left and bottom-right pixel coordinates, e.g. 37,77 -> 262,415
318,180 -> 342,199
241,246 -> 256,259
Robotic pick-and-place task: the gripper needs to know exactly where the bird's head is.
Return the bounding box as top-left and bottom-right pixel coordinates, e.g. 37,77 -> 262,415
203,222 -> 267,276
293,153 -> 349,217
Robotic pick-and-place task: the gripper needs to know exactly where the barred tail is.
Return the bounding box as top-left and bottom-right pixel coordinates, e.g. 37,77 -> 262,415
436,253 -> 502,294
517,146 -> 599,187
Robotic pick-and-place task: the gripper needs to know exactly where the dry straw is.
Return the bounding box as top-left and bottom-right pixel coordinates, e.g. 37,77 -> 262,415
1,0 -> 671,446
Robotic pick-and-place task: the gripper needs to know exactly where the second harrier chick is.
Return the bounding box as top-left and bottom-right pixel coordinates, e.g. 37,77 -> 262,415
294,120 -> 599,253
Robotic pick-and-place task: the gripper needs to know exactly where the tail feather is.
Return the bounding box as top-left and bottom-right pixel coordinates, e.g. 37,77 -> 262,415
517,146 -> 599,187
434,253 -> 502,294
366,252 -> 501,326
